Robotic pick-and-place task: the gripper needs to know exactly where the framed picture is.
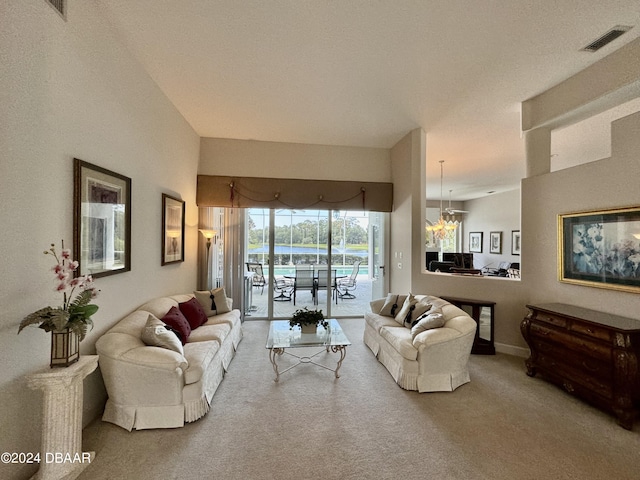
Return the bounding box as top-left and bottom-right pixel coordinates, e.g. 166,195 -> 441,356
490,231 -> 502,254
469,232 -> 483,253
511,230 -> 521,255
74,159 -> 131,278
162,193 -> 185,265
558,206 -> 640,293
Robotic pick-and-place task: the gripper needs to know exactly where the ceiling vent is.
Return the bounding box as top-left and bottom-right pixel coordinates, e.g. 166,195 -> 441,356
46,0 -> 66,20
581,25 -> 632,52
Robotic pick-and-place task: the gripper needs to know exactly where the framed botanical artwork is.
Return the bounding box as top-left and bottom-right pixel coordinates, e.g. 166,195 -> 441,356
74,159 -> 131,278
469,232 -> 483,253
162,193 -> 185,265
558,206 -> 640,293
511,230 -> 521,255
490,231 -> 502,254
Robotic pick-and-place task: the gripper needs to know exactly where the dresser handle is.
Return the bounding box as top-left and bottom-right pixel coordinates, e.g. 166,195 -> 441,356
563,382 -> 575,393
582,361 -> 599,372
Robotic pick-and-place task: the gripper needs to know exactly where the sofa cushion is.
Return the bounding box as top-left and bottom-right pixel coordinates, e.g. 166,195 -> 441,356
379,326 -> 418,361
187,322 -> 231,344
364,312 -> 399,333
379,293 -> 407,317
161,306 -> 191,344
410,308 -> 445,339
141,314 -> 184,355
179,297 -> 209,329
193,288 -> 231,316
182,340 -> 221,385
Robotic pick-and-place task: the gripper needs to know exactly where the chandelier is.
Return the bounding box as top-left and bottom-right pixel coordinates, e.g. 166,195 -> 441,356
426,160 -> 458,241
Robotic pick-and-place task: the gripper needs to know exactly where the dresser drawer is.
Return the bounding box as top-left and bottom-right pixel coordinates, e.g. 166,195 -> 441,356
536,352 -> 613,400
570,321 -> 612,342
530,323 -> 612,361
532,311 -> 568,329
533,339 -> 611,381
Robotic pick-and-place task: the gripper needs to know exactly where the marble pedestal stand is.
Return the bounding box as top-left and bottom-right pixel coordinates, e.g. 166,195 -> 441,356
27,355 -> 98,480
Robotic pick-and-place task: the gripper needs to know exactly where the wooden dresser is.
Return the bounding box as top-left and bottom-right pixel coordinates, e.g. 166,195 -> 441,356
521,303 -> 640,430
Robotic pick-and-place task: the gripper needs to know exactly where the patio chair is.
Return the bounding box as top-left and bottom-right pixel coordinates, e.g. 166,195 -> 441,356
293,267 -> 315,305
314,268 -> 338,305
337,260 -> 361,299
273,277 -> 294,301
246,262 -> 266,294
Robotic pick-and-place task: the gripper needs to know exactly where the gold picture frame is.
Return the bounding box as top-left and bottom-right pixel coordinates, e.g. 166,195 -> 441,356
558,206 -> 640,293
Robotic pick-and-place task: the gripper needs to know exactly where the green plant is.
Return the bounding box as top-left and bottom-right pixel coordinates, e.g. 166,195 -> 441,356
18,242 -> 99,341
289,307 -> 328,329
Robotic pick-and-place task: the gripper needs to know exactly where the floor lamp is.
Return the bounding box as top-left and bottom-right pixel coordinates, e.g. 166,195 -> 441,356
199,229 -> 217,290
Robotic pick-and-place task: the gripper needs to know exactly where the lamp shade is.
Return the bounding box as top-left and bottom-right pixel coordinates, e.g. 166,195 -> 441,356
199,229 -> 217,240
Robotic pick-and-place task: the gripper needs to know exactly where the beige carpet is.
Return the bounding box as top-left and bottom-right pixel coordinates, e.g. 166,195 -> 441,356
79,319 -> 640,480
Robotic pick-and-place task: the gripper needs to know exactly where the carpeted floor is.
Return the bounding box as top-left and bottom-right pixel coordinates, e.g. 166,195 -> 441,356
79,318 -> 640,480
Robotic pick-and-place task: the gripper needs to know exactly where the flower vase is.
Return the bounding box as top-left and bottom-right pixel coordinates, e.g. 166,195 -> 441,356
301,323 -> 317,334
50,328 -> 80,368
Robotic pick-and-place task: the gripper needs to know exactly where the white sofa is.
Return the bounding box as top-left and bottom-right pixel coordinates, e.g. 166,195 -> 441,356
96,293 -> 242,431
364,294 -> 476,392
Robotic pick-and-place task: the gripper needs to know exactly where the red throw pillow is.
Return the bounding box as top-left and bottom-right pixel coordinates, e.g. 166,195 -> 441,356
179,297 -> 209,329
161,306 -> 191,344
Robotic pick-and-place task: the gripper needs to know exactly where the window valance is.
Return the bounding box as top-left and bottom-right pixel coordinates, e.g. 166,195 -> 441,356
196,175 -> 393,212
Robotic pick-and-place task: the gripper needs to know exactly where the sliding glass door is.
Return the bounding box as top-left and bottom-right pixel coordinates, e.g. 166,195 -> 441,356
245,208 -> 373,319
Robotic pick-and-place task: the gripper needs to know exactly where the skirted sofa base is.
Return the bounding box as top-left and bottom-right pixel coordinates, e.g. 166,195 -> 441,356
364,295 -> 476,392
96,294 -> 242,430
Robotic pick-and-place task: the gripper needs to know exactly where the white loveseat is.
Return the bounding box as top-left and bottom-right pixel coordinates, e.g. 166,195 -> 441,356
96,292 -> 242,431
364,294 -> 476,392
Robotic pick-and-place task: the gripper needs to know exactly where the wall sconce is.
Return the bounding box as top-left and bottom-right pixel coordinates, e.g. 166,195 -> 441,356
199,229 -> 218,290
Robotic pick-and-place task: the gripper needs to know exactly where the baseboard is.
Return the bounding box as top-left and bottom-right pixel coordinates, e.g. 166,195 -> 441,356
495,342 -> 529,358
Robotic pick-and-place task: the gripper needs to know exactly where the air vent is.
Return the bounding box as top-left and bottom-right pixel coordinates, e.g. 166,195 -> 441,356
46,0 -> 66,20
581,25 -> 632,52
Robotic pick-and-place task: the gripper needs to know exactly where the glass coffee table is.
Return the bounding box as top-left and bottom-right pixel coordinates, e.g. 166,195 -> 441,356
266,319 -> 351,382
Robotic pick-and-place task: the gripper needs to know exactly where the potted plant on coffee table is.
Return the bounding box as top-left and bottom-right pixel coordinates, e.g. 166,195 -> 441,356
289,307 -> 328,334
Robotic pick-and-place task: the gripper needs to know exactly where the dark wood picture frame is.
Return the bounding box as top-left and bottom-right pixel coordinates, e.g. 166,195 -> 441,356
511,230 -> 521,255
469,232 -> 483,253
73,158 -> 131,278
162,193 -> 185,265
558,206 -> 640,293
490,231 -> 502,254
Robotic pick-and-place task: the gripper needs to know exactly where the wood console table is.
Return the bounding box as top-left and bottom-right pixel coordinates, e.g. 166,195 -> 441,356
441,296 -> 495,355
521,304 -> 640,430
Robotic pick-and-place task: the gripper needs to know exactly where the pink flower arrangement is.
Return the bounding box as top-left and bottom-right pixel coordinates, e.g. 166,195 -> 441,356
18,241 -> 100,341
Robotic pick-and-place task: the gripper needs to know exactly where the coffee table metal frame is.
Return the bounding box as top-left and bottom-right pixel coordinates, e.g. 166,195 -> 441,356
266,319 -> 351,382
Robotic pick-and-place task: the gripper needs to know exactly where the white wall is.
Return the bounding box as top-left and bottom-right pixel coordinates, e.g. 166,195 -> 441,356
200,137 -> 390,182
462,189 -> 521,270
522,111 -> 640,318
0,3 -> 200,478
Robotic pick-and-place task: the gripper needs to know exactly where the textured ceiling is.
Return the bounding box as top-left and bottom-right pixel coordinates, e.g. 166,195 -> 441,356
97,1 -> 640,200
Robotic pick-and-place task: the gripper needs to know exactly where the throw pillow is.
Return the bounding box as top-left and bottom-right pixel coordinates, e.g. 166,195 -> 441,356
193,287 -> 231,316
410,308 -> 445,339
211,287 -> 231,314
161,306 -> 191,344
141,314 -> 184,355
406,300 -> 432,327
394,293 -> 418,326
179,297 -> 209,329
379,293 -> 407,317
